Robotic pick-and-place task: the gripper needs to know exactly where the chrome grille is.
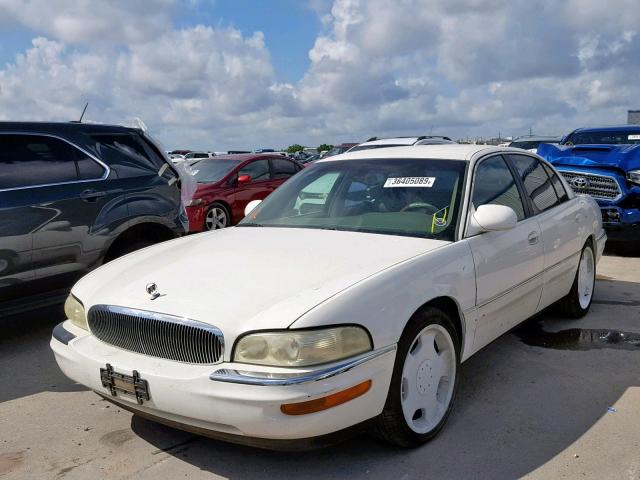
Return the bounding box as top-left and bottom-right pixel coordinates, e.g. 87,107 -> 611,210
559,171 -> 622,200
88,305 -> 223,364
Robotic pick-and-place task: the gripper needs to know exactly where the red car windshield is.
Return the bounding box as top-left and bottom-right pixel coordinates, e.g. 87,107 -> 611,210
190,159 -> 241,183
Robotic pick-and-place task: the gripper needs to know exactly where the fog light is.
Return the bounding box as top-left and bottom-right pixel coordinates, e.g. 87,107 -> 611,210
280,380 -> 372,415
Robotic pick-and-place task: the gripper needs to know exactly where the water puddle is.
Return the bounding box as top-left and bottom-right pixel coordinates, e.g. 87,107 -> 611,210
515,322 -> 640,351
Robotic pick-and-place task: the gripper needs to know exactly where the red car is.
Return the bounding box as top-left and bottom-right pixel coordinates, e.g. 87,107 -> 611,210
185,154 -> 303,232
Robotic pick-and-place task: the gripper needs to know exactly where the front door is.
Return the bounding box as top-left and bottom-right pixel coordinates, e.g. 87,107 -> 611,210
465,155 -> 544,351
230,159 -> 273,221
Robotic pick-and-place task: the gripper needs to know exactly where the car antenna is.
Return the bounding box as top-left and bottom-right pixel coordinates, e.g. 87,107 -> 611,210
78,102 -> 89,123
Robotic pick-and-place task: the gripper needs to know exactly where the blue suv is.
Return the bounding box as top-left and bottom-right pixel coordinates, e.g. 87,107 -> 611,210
0,122 -> 186,315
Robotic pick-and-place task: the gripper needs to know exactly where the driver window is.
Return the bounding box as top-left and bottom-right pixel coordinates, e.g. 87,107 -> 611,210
472,156 -> 526,221
239,160 -> 270,181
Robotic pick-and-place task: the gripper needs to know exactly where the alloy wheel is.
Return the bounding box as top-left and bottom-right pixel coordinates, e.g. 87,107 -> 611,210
205,207 -> 228,230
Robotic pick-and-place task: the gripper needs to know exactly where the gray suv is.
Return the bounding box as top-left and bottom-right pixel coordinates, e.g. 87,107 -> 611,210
0,122 -> 186,315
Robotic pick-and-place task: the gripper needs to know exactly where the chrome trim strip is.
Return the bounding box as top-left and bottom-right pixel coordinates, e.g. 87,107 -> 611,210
476,250 -> 581,309
0,131 -> 110,192
209,344 -> 397,386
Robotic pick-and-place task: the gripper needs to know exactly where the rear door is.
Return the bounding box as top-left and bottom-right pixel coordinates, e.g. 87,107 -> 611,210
466,154 -> 544,351
508,154 -> 584,309
18,135 -> 117,285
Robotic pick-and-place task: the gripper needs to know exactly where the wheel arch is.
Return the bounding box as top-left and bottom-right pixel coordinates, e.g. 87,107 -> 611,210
104,221 -> 178,262
408,296 -> 466,354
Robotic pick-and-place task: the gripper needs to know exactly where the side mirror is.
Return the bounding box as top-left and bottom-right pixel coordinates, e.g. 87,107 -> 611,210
245,199 -> 262,217
238,174 -> 252,185
469,204 -> 517,234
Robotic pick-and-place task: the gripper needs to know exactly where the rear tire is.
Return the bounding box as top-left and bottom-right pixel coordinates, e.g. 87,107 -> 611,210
558,242 -> 595,318
374,306 -> 460,448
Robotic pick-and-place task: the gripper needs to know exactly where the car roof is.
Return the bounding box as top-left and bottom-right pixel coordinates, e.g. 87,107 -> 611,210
572,125 -> 640,134
0,121 -> 142,135
317,144 -> 524,163
357,137 -> 421,146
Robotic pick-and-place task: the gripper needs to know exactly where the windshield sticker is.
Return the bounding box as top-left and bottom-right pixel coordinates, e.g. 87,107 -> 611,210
384,177 -> 435,188
628,134 -> 640,140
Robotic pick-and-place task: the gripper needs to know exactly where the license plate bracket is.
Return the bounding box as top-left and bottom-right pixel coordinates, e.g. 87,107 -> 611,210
100,363 -> 150,405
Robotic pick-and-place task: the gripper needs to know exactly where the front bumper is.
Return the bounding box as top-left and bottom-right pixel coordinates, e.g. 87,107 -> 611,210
600,206 -> 640,242
51,321 -> 396,442
185,205 -> 206,233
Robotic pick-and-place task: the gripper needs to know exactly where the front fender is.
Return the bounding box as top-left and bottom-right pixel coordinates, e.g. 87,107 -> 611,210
290,241 -> 477,361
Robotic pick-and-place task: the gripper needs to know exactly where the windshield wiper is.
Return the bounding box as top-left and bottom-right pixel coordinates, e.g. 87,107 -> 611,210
236,223 -> 265,227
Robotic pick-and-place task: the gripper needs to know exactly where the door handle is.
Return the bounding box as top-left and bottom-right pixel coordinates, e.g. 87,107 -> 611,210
528,231 -> 539,245
80,190 -> 107,202
575,214 -> 583,223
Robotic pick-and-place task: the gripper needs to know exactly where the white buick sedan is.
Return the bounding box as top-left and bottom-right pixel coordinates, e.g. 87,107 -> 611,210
51,145 -> 606,449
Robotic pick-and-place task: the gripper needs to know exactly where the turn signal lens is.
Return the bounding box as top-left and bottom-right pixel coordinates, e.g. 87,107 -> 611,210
280,380 -> 372,415
64,294 -> 88,330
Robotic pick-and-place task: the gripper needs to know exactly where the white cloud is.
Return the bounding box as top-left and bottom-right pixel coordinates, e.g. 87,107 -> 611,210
0,0 -> 639,149
0,0 -> 174,44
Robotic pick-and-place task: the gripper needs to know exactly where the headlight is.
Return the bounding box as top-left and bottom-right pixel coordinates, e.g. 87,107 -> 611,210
64,294 -> 88,330
627,170 -> 640,186
233,326 -> 372,367
185,198 -> 203,206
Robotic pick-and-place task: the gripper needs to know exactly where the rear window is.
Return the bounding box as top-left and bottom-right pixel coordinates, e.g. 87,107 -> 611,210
90,133 -> 167,176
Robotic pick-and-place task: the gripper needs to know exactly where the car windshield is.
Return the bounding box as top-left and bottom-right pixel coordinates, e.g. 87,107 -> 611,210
238,158 -> 466,240
190,159 -> 240,183
563,130 -> 640,145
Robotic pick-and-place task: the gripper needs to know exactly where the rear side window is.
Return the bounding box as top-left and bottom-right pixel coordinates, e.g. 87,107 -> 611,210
509,155 -> 560,213
0,134 -> 98,189
472,155 -> 526,221
270,158 -> 298,179
90,133 -> 166,176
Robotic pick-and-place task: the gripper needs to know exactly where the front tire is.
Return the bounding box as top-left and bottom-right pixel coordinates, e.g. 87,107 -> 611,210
558,242 -> 596,318
375,307 -> 460,447
205,203 -> 230,230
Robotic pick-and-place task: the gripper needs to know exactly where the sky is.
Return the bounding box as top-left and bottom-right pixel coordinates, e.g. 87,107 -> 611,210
0,0 -> 639,150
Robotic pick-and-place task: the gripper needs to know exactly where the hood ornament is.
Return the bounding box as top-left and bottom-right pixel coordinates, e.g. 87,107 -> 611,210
571,177 -> 588,189
146,283 -> 162,300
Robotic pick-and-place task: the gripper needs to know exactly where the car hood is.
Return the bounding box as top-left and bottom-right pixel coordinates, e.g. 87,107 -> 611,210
538,143 -> 640,172
73,227 -> 447,342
